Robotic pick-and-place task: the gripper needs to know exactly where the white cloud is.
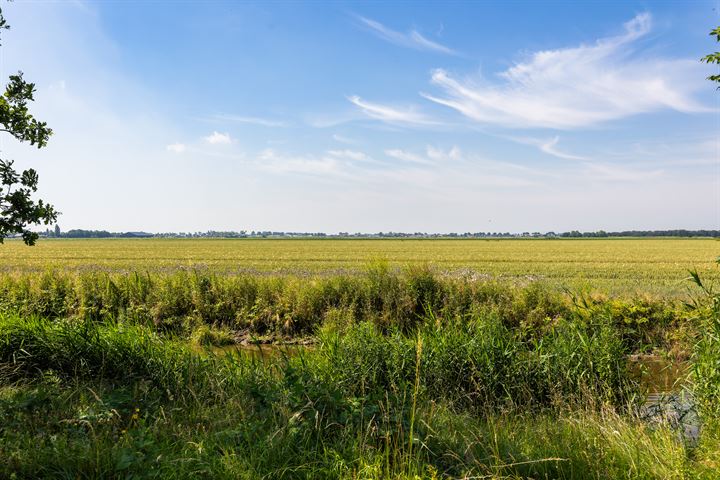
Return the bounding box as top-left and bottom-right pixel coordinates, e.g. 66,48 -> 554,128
257,148 -> 342,176
384,146 -> 462,165
426,145 -> 462,161
166,143 -> 186,153
204,131 -> 233,145
507,135 -> 587,160
537,137 -> 587,160
384,148 -> 433,165
256,148 -> 389,177
206,114 -> 287,127
356,15 -> 457,55
422,13 -> 710,129
327,149 -> 368,161
348,95 -> 436,126
332,134 -> 357,144
586,163 -> 663,182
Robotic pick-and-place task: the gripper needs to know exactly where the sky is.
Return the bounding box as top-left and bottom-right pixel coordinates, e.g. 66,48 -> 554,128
1,0 -> 718,233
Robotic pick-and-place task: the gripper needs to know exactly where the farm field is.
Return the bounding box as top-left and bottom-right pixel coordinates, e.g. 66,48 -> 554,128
0,237 -> 718,296
2,237 -> 720,478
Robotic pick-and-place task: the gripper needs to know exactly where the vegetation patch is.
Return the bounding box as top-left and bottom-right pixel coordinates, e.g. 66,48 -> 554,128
0,309 -> 717,478
0,257 -> 716,478
0,267 -> 693,355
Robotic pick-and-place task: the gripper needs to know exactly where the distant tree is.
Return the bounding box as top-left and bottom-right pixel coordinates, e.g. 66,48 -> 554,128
0,7 -> 57,245
54,224 -> 60,237
702,26 -> 720,87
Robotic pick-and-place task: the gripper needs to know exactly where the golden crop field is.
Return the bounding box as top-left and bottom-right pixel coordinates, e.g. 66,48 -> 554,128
0,237 -> 718,295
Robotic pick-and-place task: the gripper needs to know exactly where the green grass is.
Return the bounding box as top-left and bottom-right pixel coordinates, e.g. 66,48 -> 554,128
190,325 -> 236,347
689,270 -> 720,422
0,237 -> 717,295
0,378 -> 700,479
1,313 -> 715,479
0,267 -> 692,353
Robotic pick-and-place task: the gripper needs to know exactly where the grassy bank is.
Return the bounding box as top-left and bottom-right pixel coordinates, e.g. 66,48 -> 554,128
689,271 -> 720,474
0,266 -> 693,354
1,261 -> 717,478
1,312 -> 717,479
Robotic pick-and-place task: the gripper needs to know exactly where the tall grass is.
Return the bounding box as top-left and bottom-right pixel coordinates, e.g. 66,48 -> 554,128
0,263 -> 713,478
0,311 -> 636,409
315,317 -> 634,412
0,312 -> 708,478
688,267 -> 720,421
0,266 -> 688,352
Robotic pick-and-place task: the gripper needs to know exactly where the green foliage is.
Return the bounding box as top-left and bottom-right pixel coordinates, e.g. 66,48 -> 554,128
0,312 -> 635,411
701,26 -> 720,86
0,158 -> 57,246
0,313 -> 713,478
191,325 -> 236,347
0,72 -> 53,147
570,293 -> 686,352
0,268 -> 689,354
0,8 -> 57,246
688,263 -> 720,421
316,317 -> 634,412
0,254 -> 712,477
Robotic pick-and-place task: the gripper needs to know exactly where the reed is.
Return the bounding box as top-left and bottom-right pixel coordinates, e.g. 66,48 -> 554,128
0,312 -> 708,478
0,267 -> 689,354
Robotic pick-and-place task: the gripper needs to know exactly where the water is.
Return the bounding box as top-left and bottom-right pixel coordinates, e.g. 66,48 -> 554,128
629,355 -> 699,442
630,355 -> 687,394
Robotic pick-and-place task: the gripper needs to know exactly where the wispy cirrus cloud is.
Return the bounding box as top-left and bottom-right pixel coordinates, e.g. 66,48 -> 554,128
537,137 -> 587,160
206,113 -> 287,127
257,148 -> 341,176
384,145 -> 462,165
257,147 -> 383,177
332,134 -> 357,145
347,95 -> 436,126
356,15 -> 458,55
586,163 -> 664,182
426,145 -> 462,162
507,135 -> 587,160
253,145 -> 541,194
327,149 -> 369,161
422,13 -> 711,129
384,148 -> 432,165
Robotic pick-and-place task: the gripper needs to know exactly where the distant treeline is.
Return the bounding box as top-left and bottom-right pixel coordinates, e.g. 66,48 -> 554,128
35,227 -> 720,239
54,229 -> 154,238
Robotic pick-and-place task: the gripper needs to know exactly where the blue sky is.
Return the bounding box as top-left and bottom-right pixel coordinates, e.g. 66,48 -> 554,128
2,1 -> 718,233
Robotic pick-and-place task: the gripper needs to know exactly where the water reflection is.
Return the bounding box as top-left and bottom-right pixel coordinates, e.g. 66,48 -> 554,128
629,355 -> 687,394
629,355 -> 699,443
